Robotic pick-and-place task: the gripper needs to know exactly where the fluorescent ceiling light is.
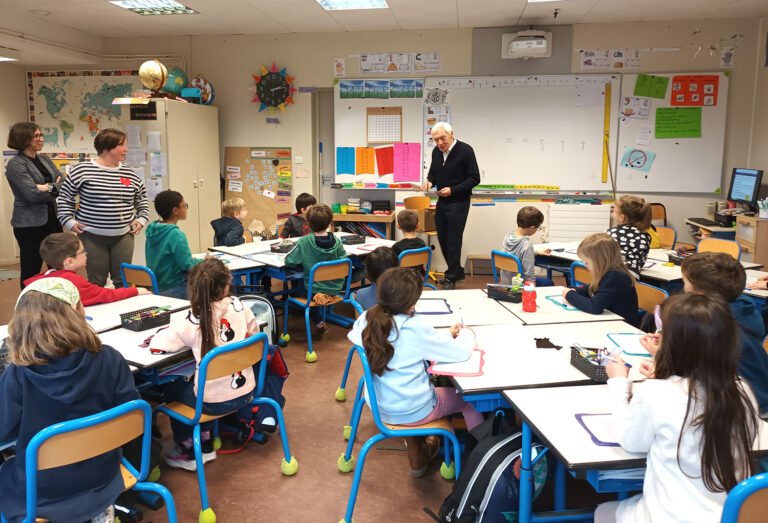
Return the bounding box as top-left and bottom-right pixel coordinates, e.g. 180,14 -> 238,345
315,0 -> 388,11
0,47 -> 20,62
109,0 -> 198,15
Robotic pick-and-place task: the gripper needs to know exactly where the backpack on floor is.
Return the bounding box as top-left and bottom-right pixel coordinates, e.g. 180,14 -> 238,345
437,415 -> 548,523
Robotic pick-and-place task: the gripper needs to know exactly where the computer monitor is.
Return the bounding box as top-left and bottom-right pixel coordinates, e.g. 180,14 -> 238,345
727,168 -> 763,208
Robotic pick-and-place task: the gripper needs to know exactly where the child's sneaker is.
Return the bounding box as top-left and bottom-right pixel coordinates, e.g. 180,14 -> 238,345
91,505 -> 115,523
201,431 -> 217,463
164,444 -> 197,471
315,321 -> 329,335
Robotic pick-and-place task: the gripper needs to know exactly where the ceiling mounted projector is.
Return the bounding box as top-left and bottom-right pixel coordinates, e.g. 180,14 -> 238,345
501,30 -> 552,59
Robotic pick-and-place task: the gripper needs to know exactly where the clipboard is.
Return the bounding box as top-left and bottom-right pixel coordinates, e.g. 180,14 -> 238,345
575,413 -> 620,447
428,349 -> 485,377
414,298 -> 453,315
545,295 -> 579,311
607,333 -> 653,357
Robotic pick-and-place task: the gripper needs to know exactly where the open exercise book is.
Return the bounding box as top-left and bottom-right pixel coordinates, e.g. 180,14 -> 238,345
607,333 -> 653,357
428,349 -> 485,377
415,298 -> 452,315
575,413 -> 647,479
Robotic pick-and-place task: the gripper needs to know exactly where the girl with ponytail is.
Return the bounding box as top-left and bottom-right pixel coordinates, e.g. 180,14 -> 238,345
348,267 -> 483,477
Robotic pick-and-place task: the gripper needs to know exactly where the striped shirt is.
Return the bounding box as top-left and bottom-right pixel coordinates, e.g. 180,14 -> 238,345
57,160 -> 149,236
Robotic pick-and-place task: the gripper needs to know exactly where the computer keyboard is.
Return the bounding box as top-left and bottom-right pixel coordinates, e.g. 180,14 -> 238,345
689,217 -> 719,226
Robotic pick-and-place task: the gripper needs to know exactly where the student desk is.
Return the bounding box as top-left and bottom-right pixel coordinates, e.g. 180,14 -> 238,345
84,294 -> 190,333
415,289 -> 521,328
196,251 -> 265,289
453,321 -> 642,412
745,269 -> 768,302
497,286 -> 625,325
685,218 -> 737,240
504,384 -> 768,523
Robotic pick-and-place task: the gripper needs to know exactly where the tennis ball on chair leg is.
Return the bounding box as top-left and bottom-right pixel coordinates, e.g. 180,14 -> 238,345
337,453 -> 355,473
305,351 -> 318,363
199,508 -> 216,523
335,387 -> 347,402
440,462 -> 456,480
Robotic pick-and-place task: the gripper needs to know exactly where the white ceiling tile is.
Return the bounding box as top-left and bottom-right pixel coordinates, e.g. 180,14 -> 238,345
241,0 -> 346,32
327,9 -> 403,31
385,0 -> 458,30
457,0 -> 527,29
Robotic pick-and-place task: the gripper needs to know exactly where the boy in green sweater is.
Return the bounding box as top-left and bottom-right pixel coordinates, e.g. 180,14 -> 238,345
284,203 -> 347,332
145,190 -> 202,299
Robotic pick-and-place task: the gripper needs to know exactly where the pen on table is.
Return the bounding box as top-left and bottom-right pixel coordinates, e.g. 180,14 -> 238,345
603,355 -> 632,368
85,315 -> 93,321
458,306 -> 464,326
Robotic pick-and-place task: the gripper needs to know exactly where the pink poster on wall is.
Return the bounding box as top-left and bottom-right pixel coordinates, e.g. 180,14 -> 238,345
393,142 -> 422,182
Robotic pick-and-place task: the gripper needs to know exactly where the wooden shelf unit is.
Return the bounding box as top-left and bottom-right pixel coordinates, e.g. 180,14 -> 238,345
735,215 -> 768,265
332,213 -> 395,239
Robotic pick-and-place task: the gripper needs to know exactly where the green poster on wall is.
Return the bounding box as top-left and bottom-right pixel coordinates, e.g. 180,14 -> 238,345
655,107 -> 702,139
634,74 -> 670,99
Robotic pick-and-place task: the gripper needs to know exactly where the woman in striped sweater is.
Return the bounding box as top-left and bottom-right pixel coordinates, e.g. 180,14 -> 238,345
57,128 -> 149,288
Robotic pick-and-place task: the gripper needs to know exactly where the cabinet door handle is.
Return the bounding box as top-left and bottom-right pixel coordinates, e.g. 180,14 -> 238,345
193,180 -> 198,189
199,178 -> 204,187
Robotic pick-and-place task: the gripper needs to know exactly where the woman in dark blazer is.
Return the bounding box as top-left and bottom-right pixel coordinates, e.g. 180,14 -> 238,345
5,122 -> 63,287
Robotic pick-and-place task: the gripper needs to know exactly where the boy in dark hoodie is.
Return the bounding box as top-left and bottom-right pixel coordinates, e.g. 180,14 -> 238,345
280,192 -> 316,239
501,206 -> 553,286
145,190 -> 202,298
0,277 -> 139,522
681,252 -> 768,417
284,203 -> 347,332
211,197 -> 248,247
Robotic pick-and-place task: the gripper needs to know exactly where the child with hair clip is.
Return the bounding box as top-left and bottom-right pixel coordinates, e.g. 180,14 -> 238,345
151,258 -> 267,471
563,233 -> 640,327
607,195 -> 652,277
0,277 -> 139,522
347,267 -> 483,477
597,293 -> 760,523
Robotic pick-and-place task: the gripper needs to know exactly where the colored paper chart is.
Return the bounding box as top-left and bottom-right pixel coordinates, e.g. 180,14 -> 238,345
336,147 -> 355,174
393,142 -> 422,182
355,147 -> 375,174
633,74 -> 669,99
375,146 -> 394,175
670,75 -> 719,107
655,107 -> 702,139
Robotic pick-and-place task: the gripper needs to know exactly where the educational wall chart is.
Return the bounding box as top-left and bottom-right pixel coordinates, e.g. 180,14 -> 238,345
28,70 -> 142,153
617,72 -> 728,193
223,147 -> 292,236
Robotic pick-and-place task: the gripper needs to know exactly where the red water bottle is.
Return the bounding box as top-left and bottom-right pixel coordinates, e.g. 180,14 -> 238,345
522,281 -> 537,313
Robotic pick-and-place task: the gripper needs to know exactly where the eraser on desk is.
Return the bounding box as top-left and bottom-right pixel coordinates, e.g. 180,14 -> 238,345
663,262 -> 675,267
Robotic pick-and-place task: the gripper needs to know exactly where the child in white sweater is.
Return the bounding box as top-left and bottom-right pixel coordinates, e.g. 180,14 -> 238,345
348,267 -> 483,476
598,293 -> 759,523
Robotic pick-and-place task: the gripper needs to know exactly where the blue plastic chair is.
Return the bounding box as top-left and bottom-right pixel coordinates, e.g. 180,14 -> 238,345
398,247 -> 436,290
155,332 -> 298,523
490,249 -> 523,284
721,472 -> 768,522
282,258 -> 355,363
336,345 -> 462,523
120,262 -> 159,294
570,260 -> 591,288
0,399 -> 177,523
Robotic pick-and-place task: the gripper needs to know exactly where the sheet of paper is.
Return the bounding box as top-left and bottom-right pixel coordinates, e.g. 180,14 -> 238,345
579,49 -> 610,71
621,96 -> 650,119
132,166 -> 145,183
149,152 -> 167,177
228,180 -> 243,192
355,147 -> 375,174
636,125 -> 653,146
634,74 -> 669,99
126,125 -> 142,148
430,349 -> 483,376
670,75 -> 719,107
334,57 -> 346,78
607,333 -> 652,357
359,53 -> 386,74
393,142 -> 422,183
620,147 -> 656,173
578,413 -> 619,446
415,298 -> 451,314
125,148 -> 146,167
339,80 -> 365,99
146,178 -> 163,200
374,146 -> 394,175
655,107 -> 702,139
147,131 -> 162,151
336,147 -> 355,174
413,52 -> 439,73
363,80 -> 389,99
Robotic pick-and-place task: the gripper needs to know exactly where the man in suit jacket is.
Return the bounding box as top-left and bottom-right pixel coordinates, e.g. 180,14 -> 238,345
421,122 -> 480,289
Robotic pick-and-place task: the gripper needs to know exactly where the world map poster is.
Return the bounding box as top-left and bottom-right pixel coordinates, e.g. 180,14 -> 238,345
27,70 -> 142,153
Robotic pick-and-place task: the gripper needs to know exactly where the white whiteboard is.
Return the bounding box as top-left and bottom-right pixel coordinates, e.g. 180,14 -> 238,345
423,75 -> 621,192
616,72 -> 728,193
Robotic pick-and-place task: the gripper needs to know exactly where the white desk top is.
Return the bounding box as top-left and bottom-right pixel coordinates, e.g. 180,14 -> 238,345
195,252 -> 264,272
415,289 -> 521,328
99,310 -> 192,369
497,286 -> 624,325
745,269 -> 768,299
343,236 -> 396,256
209,239 -> 281,257
84,294 -> 190,333
454,321 -> 643,395
685,218 -> 736,233
504,384 -> 768,471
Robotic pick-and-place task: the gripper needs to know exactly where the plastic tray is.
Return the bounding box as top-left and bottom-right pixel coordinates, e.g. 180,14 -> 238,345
570,347 -> 608,383
120,306 -> 171,332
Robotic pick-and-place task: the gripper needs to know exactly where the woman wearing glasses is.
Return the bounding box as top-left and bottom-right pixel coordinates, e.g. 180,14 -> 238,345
4,122 -> 63,288
57,128 -> 149,288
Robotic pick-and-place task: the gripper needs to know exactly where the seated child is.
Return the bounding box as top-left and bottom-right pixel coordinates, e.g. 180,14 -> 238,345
599,294 -> 759,523
563,233 -> 640,327
348,268 -> 483,477
0,278 -> 140,521
280,192 -> 316,239
680,252 -> 768,417
606,195 -> 652,277
24,232 -> 150,306
151,259 -> 262,470
211,197 -> 248,247
355,246 -> 396,311
284,203 -> 348,333
392,209 -> 427,258
502,206 -> 553,286
145,190 -> 202,299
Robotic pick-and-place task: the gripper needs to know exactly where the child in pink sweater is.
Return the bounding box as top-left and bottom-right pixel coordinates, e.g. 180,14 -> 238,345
151,258 -> 259,471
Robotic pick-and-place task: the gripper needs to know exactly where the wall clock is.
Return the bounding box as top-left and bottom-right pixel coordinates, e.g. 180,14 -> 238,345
250,63 -> 296,112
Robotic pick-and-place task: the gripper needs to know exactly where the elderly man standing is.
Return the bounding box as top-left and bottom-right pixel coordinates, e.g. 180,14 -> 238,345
421,122 -> 480,289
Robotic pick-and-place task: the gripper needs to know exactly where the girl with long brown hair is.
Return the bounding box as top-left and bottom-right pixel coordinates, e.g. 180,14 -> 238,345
597,293 -> 759,522
151,258 -> 261,471
563,233 -> 640,327
347,267 -> 483,477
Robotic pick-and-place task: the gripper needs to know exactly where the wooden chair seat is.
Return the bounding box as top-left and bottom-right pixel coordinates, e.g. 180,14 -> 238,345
163,401 -> 231,424
291,295 -> 344,307
384,417 -> 453,433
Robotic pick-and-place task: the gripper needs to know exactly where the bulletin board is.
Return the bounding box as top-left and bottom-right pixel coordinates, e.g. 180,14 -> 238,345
223,147 -> 292,236
616,72 -> 728,193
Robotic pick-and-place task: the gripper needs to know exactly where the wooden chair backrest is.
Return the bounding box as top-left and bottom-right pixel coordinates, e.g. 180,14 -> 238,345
636,283 -> 668,314
313,262 -> 351,283
493,252 -> 522,275
735,489 -> 768,523
650,203 -> 667,226
403,196 -> 430,211
123,267 -> 154,288
698,238 -> 741,260
205,340 -> 262,381
243,229 -> 254,243
655,226 -> 676,249
399,250 -> 429,269
572,265 -> 592,286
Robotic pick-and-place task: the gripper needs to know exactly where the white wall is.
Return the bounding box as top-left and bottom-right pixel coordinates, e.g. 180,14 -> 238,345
0,63 -> 31,264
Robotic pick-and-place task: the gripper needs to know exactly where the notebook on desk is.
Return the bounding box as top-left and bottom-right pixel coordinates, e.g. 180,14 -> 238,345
575,413 -> 620,447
